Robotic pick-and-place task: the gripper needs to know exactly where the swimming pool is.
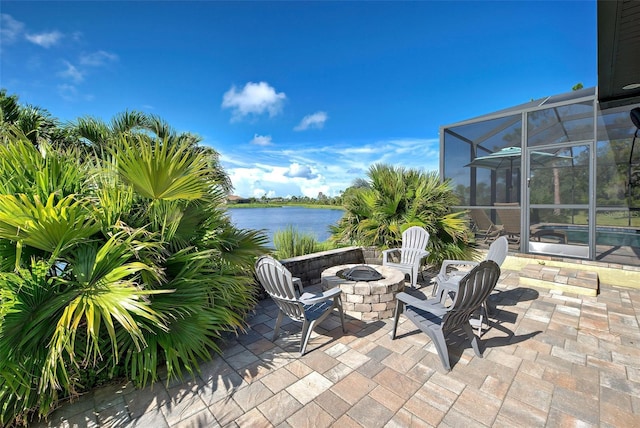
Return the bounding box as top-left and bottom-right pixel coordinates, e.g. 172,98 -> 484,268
533,224 -> 640,247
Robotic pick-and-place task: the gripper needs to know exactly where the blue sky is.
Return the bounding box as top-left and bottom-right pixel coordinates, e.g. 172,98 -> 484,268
1,1 -> 596,198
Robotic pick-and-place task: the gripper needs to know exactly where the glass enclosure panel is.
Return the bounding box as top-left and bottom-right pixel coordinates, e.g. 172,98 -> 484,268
443,131 -> 472,205
596,209 -> 640,228
447,115 -> 521,150
527,101 -> 594,146
529,208 -> 589,247
596,140 -> 634,207
467,207 -> 501,242
528,145 -> 590,206
442,88 -> 640,265
594,105 -> 640,264
443,114 -> 522,207
595,107 -> 640,208
595,209 -> 640,262
472,168 -> 496,206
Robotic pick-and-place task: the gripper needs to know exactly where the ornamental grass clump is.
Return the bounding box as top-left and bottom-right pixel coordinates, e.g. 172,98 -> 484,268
273,225 -> 322,259
0,105 -> 268,426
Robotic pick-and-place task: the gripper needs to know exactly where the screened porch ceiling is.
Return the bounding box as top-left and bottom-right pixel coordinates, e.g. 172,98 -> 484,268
444,87 -> 638,158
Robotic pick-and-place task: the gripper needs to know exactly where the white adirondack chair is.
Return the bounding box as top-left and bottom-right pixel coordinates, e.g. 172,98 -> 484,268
255,255 -> 346,355
431,236 -> 508,333
382,226 -> 430,289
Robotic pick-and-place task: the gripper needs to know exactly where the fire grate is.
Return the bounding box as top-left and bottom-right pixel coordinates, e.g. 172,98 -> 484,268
340,265 -> 384,281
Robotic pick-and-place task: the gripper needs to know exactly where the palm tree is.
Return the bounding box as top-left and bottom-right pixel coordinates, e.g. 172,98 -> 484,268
331,164 -> 476,265
70,110 -> 233,192
0,89 -> 76,149
0,110 -> 267,425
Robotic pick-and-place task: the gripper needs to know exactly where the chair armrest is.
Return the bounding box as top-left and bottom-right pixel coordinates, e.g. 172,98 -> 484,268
413,250 -> 430,266
441,259 -> 480,271
437,259 -> 479,281
382,248 -> 401,264
299,287 -> 342,305
396,292 -> 448,316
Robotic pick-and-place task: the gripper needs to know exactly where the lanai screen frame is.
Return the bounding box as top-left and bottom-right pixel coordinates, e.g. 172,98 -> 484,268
440,87 -> 640,265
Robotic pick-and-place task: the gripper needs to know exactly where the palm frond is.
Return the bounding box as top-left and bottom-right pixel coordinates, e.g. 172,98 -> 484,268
41,232 -> 170,392
0,194 -> 99,257
331,163 -> 474,259
73,116 -> 111,148
111,135 -> 211,201
0,129 -> 87,200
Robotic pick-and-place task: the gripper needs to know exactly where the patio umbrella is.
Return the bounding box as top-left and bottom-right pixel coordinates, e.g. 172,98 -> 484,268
465,146 -> 571,170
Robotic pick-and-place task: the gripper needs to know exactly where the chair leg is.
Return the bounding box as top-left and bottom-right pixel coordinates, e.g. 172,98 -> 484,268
473,301 -> 493,335
462,322 -> 483,358
272,311 -> 284,342
299,320 -> 313,356
391,300 -> 404,339
430,329 -> 451,371
336,296 -> 346,333
479,301 -> 490,335
411,267 -> 418,288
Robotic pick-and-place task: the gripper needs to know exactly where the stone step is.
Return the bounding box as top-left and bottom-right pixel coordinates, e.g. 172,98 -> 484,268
518,263 -> 599,296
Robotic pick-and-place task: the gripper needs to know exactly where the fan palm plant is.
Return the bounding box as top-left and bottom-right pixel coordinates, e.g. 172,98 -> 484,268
0,103 -> 268,425
0,89 -> 76,149
330,164 -> 476,265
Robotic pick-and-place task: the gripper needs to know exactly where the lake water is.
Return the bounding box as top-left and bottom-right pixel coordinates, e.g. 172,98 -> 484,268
227,206 -> 344,245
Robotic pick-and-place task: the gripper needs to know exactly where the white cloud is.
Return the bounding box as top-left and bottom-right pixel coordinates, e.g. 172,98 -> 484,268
0,14 -> 24,44
26,31 -> 63,48
221,137 -> 440,198
58,61 -> 84,83
285,163 -> 318,179
250,134 -> 273,146
294,111 -> 328,131
57,83 -> 93,102
57,83 -> 77,101
221,81 -> 286,121
228,166 -> 303,199
79,50 -> 118,66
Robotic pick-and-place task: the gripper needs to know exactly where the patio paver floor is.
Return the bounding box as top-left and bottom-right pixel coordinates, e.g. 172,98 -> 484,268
34,268 -> 640,427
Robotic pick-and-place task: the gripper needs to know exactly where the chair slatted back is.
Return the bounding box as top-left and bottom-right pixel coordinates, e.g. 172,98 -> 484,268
442,260 -> 500,332
399,226 -> 430,265
486,236 -> 509,266
255,256 -> 305,321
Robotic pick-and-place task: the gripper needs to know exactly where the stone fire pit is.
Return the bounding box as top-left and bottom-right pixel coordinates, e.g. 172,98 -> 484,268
321,264 -> 405,321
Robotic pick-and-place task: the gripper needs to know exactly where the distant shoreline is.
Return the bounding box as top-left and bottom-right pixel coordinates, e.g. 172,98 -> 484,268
226,203 -> 344,210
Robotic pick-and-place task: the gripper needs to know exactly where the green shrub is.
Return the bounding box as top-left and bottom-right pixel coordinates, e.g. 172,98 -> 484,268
273,225 -> 325,258
0,111 -> 268,426
331,164 -> 477,265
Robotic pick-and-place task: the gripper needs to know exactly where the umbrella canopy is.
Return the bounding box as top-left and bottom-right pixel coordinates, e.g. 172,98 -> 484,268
465,146 -> 571,170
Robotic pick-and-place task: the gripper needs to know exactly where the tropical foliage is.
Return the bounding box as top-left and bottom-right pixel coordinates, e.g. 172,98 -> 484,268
330,164 -> 477,265
0,91 -> 268,426
0,89 -> 76,149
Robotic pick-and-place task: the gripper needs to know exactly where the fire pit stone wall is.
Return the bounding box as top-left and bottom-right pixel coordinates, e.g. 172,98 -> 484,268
321,264 -> 405,321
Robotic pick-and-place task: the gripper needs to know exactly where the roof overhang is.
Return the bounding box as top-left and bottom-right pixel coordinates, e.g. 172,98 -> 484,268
598,0 -> 640,109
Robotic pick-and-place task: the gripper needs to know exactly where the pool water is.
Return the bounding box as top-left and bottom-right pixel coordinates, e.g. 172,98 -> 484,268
534,225 -> 640,247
